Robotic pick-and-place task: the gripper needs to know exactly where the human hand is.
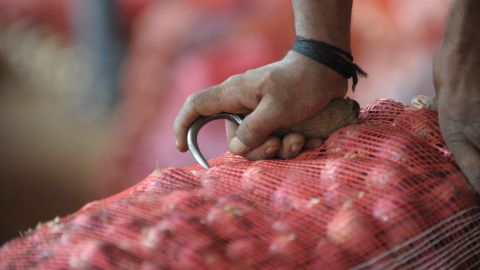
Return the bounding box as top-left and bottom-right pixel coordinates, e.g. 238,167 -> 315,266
174,50 -> 348,160
434,43 -> 480,191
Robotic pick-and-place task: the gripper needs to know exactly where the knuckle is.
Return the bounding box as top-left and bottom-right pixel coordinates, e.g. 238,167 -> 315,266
185,94 -> 198,107
255,68 -> 275,88
224,74 -> 240,85
221,75 -> 242,95
186,91 -> 209,109
244,68 -> 255,76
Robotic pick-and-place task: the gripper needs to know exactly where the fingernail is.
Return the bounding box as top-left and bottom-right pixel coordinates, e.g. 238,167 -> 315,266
290,143 -> 302,154
229,137 -> 249,154
176,138 -> 186,152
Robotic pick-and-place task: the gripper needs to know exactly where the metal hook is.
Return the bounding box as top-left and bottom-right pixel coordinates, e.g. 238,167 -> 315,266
187,113 -> 243,169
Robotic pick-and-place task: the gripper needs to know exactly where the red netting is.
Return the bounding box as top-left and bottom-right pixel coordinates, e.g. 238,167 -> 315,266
1,99 -> 480,269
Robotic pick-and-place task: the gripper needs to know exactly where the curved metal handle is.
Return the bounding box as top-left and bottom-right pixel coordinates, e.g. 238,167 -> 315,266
187,113 -> 243,169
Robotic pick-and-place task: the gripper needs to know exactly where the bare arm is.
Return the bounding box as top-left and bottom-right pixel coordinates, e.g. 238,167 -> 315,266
441,0 -> 480,47
434,0 -> 480,190
293,0 -> 351,51
174,0 -> 353,160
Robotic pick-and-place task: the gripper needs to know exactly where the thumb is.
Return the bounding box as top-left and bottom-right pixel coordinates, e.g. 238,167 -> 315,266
229,97 -> 285,154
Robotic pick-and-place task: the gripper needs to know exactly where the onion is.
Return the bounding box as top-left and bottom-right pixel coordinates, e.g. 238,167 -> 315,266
372,195 -> 426,248
327,208 -> 384,259
309,239 -> 360,270
226,238 -> 267,268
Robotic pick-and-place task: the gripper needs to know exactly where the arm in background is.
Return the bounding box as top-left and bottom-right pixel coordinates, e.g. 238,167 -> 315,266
434,0 -> 480,192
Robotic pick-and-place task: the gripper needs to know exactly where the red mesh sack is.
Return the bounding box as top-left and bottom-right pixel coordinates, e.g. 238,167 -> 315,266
1,99 -> 480,269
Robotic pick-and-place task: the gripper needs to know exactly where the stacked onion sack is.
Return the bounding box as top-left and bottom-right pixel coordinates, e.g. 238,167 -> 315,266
1,99 -> 479,269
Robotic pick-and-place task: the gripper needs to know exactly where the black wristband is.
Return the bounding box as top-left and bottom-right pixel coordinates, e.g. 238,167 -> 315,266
292,35 -> 367,91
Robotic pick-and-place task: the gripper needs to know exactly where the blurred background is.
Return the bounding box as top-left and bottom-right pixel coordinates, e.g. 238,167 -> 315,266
0,0 -> 451,243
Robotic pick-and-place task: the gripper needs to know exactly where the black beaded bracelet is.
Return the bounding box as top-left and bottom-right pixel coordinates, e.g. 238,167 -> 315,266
292,35 -> 367,91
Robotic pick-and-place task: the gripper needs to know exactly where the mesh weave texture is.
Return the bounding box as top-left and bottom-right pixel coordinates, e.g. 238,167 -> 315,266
1,99 -> 480,269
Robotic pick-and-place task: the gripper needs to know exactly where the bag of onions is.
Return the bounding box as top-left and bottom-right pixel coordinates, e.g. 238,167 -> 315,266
1,99 -> 479,269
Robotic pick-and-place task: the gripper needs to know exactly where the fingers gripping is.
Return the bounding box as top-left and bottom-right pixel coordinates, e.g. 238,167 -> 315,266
174,84 -> 246,152
230,97 -> 286,154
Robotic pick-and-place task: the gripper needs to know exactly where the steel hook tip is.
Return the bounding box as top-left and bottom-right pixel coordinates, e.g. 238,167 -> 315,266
187,113 -> 243,169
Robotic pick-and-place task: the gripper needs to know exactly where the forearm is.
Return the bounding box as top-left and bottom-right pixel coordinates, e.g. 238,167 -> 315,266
292,0 -> 352,52
433,1 -> 480,193
442,0 -> 480,49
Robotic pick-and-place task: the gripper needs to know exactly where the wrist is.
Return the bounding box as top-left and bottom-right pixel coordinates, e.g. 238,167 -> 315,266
294,31 -> 351,53
290,36 -> 366,91
283,50 -> 348,99
283,50 -> 346,79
